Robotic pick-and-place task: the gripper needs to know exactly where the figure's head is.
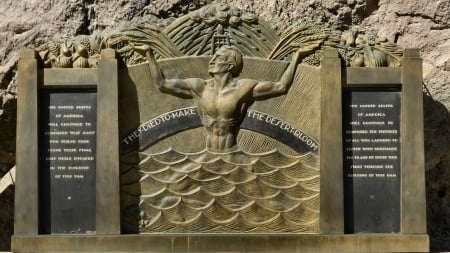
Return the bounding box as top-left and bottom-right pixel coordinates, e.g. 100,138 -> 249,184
208,46 -> 243,77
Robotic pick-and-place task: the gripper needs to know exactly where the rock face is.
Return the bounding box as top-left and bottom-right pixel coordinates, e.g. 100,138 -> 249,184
0,185 -> 13,251
0,0 -> 448,251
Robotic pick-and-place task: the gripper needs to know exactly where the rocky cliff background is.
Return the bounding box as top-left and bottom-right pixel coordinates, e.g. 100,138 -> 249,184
0,0 -> 448,251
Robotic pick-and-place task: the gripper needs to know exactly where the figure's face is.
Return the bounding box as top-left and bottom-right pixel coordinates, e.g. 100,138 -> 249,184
208,49 -> 233,76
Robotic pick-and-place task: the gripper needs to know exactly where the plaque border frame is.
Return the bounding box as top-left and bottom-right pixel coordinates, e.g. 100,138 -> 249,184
14,49 -> 121,236
320,48 -> 427,235
12,48 -> 428,252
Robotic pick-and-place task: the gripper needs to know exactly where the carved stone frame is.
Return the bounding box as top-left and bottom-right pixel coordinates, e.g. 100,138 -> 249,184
320,48 -> 427,235
14,49 -> 120,236
12,48 -> 429,252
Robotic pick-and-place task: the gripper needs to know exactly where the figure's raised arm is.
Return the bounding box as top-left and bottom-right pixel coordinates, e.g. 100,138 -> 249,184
252,45 -> 318,99
132,43 -> 204,98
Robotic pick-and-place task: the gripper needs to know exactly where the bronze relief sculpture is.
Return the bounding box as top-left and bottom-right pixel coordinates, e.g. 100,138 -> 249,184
33,3 -> 404,234
132,43 -> 318,152
116,4 -> 326,233
13,3 -> 429,252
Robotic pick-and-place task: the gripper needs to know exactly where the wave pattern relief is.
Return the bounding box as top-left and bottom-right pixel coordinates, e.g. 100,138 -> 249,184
121,148 -> 320,233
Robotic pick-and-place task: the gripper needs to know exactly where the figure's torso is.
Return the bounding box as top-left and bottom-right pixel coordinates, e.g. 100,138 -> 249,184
194,79 -> 256,150
197,79 -> 255,122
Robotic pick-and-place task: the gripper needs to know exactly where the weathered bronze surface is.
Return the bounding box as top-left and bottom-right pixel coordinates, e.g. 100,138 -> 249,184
319,49 -> 344,233
15,50 -> 39,235
96,49 -> 121,235
113,5 -> 329,234
400,49 -> 427,233
119,49 -> 322,233
12,234 -> 429,253
13,3 -> 428,252
36,4 -> 404,69
36,37 -> 101,68
131,43 -> 317,152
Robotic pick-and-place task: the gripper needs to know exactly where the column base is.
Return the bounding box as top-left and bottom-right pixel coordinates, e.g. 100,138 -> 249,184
12,233 -> 429,252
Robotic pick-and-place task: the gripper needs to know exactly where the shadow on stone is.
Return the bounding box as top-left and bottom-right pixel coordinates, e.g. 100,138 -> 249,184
423,93 -> 450,252
0,184 -> 14,251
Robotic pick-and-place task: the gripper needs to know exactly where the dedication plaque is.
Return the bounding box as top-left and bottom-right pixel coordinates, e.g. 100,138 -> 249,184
12,4 -> 429,253
39,90 -> 97,234
342,88 -> 401,233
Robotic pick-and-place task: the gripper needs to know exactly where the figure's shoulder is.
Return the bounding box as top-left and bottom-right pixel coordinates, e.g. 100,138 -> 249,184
202,78 -> 214,88
237,78 -> 259,87
185,77 -> 208,83
183,77 -> 207,89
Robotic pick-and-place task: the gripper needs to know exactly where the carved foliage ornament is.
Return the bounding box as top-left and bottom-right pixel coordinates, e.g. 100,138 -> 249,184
338,30 -> 403,67
35,4 -> 403,68
36,36 -> 102,68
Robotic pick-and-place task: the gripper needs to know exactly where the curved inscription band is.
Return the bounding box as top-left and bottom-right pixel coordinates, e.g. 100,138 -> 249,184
120,107 -> 201,154
241,110 -> 319,153
120,107 -> 319,154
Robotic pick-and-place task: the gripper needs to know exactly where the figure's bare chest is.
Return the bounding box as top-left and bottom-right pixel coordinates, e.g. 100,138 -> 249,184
199,85 -> 243,117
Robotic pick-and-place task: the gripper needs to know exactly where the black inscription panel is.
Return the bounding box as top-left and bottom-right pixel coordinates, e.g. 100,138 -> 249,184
39,90 -> 96,234
342,88 -> 400,233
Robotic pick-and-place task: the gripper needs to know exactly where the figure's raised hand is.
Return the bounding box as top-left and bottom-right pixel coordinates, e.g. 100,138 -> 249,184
289,41 -> 321,64
130,42 -> 152,56
297,42 -> 322,57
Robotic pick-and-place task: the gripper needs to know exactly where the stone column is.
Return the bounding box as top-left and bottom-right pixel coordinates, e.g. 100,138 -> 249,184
401,48 -> 427,234
320,49 -> 344,233
15,50 -> 40,235
96,49 -> 121,234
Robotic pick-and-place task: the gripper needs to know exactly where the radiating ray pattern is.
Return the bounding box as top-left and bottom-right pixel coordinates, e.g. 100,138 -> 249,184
121,148 -> 319,233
